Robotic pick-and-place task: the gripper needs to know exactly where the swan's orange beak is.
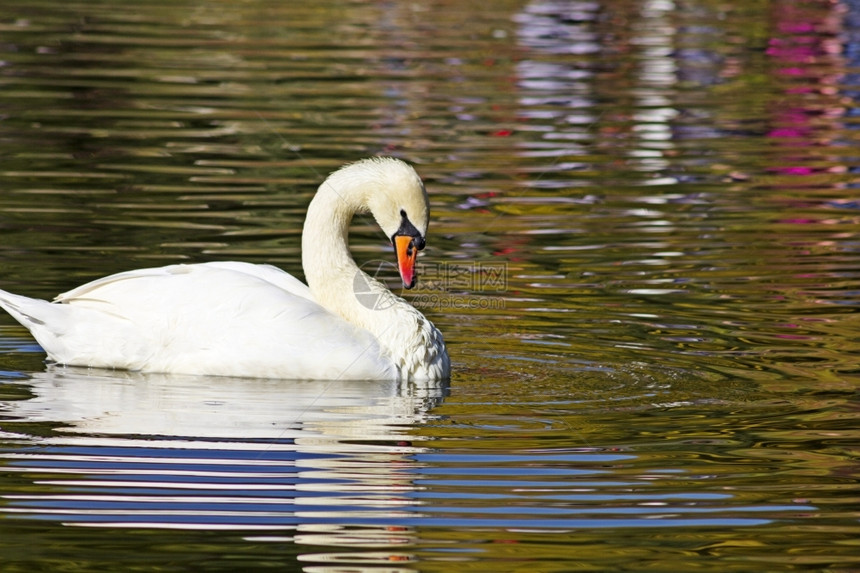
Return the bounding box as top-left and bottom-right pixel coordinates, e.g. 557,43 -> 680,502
394,235 -> 419,289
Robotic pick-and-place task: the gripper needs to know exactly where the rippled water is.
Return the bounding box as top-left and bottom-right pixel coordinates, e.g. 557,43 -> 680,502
1,0 -> 859,571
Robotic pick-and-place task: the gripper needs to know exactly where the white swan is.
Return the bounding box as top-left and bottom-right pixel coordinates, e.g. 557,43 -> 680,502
0,157 -> 450,381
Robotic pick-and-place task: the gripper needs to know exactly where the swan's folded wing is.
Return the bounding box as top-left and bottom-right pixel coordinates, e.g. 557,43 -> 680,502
54,261 -> 315,303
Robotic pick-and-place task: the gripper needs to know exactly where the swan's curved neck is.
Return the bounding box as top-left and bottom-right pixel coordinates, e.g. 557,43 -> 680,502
301,174 -> 383,332
299,162 -> 450,381
301,179 -> 363,298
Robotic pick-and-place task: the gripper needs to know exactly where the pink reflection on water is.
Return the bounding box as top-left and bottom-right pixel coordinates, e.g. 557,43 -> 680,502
766,0 -> 845,178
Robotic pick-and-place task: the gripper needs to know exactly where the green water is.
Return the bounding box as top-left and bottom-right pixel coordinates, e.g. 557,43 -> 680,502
1,0 -> 859,571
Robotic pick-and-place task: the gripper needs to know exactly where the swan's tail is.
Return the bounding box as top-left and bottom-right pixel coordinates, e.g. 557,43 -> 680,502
0,288 -> 149,370
0,289 -> 54,328
0,289 -> 74,361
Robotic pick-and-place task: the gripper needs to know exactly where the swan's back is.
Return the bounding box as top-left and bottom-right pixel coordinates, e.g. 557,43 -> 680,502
0,262 -> 396,380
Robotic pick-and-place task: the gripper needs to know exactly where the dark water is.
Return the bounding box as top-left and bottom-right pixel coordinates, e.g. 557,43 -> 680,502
1,0 -> 859,571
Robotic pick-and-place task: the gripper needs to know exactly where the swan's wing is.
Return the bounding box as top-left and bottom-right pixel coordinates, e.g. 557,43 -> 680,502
55,261 -> 314,303
5,263 -> 395,380
197,261 -> 315,301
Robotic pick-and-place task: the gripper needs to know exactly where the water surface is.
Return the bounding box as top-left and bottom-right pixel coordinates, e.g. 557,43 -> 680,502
1,0 -> 859,571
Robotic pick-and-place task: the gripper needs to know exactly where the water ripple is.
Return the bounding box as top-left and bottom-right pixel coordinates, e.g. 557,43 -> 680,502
1,0 -> 860,569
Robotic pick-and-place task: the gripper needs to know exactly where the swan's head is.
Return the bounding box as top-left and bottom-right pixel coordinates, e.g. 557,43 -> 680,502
349,158 -> 430,289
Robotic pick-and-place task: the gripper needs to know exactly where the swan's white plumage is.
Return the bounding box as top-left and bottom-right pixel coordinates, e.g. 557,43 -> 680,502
0,158 -> 450,381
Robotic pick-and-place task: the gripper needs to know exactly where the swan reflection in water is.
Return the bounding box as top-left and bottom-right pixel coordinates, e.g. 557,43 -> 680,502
8,365 -> 448,439
0,366 -> 448,559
